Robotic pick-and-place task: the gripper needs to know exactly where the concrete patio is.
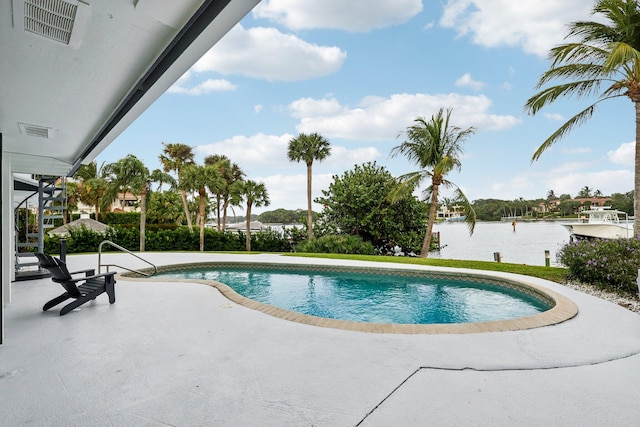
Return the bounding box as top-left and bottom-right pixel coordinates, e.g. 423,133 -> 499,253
2,252 -> 640,426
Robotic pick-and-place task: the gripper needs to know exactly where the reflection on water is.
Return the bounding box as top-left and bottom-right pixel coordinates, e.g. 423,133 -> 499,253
432,221 -> 571,266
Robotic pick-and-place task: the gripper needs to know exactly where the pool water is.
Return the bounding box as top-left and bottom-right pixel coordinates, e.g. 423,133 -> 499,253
156,266 -> 552,324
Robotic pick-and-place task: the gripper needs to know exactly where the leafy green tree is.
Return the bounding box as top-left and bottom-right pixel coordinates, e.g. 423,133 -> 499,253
104,155 -> 174,251
180,163 -> 224,251
147,191 -> 184,225
610,190 -> 634,214
391,108 -> 476,257
546,189 -> 557,201
259,208 -> 308,224
287,132 -> 332,240
316,162 -> 429,254
237,180 -> 270,251
159,142 -> 195,231
524,0 -> 640,236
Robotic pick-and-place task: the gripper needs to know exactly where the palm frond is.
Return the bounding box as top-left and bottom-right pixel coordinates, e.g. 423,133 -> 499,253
451,187 -> 476,235
525,80 -> 605,114
531,104 -> 596,162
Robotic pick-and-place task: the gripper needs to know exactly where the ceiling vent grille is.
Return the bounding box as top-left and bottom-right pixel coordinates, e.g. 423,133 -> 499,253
24,0 -> 77,44
19,122 -> 55,138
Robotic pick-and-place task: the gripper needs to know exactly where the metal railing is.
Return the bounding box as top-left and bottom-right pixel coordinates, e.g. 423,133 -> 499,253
98,240 -> 157,277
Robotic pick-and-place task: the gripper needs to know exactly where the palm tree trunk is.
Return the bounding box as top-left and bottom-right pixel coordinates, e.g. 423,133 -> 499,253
635,101 -> 640,238
216,195 -> 222,231
306,163 -> 313,240
198,189 -> 206,251
245,204 -> 252,252
180,190 -> 193,232
420,184 -> 440,257
140,186 -> 147,252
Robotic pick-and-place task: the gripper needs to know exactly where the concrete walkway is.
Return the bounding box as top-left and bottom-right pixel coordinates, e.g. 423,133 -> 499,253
2,253 -> 640,426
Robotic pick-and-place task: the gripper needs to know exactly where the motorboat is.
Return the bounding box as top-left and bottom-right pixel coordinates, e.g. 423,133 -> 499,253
561,207 -> 633,240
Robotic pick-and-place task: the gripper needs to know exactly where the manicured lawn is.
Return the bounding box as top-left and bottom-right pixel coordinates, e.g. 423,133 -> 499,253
284,253 -> 568,284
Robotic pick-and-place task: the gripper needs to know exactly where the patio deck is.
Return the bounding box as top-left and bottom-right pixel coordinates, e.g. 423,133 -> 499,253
2,253 -> 640,426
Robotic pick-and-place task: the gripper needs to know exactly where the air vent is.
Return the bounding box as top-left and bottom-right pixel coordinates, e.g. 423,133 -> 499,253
19,122 -> 55,138
23,0 -> 78,44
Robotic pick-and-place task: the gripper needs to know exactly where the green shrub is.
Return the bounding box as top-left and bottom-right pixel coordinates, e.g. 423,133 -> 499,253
557,238 -> 640,294
296,234 -> 375,255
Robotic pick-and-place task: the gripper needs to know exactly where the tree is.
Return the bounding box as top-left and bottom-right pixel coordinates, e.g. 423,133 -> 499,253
237,180 -> 270,252
159,142 -> 195,231
73,161 -> 117,221
546,189 -> 557,201
287,132 -> 332,240
316,162 -> 429,254
391,108 -> 476,257
577,186 -> 593,198
147,191 -> 184,225
524,0 -> 640,237
180,163 -> 224,251
104,155 -> 174,251
204,155 -> 245,231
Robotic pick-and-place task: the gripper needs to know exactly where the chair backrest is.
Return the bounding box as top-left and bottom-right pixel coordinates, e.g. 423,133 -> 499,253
35,253 -> 81,298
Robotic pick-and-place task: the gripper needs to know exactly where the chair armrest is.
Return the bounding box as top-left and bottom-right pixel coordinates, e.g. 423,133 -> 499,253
69,268 -> 96,277
81,272 -> 117,281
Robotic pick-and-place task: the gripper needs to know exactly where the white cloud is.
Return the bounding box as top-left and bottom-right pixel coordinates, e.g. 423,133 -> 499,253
545,169 -> 633,197
288,93 -> 521,141
608,142 -> 635,165
196,133 -> 293,170
193,24 -> 346,81
254,104 -> 264,113
543,112 -> 564,121
167,78 -> 237,95
253,0 -> 423,32
248,173 -> 335,214
440,0 -> 592,57
455,73 -> 485,91
195,134 -> 382,201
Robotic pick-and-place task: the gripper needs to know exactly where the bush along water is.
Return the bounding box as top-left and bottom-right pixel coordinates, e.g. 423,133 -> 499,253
557,238 -> 640,294
44,225 -> 297,254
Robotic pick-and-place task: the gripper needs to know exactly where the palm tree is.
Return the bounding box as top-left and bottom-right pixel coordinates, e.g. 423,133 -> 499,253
204,155 -> 245,231
524,0 -> 640,236
237,180 -> 270,252
159,142 -> 195,231
180,163 -> 224,251
287,132 -> 331,240
73,161 -> 116,221
577,186 -> 593,198
104,155 -> 174,251
391,108 -> 476,258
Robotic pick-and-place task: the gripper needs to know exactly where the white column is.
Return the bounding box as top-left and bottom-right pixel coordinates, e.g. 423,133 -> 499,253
1,150 -> 14,344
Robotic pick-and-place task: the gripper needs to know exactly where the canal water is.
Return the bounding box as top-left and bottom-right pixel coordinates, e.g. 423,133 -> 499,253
431,221 -> 571,266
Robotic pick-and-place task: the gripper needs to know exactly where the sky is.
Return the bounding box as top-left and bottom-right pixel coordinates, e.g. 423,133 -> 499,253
96,0 -> 637,215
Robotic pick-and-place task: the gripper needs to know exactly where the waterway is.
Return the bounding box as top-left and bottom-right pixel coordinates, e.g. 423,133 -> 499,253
432,220 -> 571,266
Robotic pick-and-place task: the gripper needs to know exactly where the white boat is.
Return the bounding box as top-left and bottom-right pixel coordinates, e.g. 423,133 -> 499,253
561,207 -> 633,240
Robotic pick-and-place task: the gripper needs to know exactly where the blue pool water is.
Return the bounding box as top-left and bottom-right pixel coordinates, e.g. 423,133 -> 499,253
156,266 -> 551,324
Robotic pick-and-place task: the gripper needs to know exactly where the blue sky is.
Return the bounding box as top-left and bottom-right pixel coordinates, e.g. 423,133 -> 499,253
97,0 -> 636,214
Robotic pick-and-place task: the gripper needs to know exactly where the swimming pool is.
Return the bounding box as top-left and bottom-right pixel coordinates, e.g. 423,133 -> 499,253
144,262 -> 577,333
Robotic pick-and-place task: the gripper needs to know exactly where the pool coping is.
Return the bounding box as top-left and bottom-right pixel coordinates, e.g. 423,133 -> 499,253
122,261 -> 579,334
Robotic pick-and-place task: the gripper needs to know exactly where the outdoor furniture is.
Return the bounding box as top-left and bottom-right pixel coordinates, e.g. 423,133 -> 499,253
35,253 -> 116,315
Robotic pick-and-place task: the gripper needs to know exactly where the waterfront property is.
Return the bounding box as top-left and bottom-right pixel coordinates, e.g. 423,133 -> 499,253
2,252 -> 640,425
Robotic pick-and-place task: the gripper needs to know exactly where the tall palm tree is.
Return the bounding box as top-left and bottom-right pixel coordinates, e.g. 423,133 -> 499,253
391,108 -> 476,258
104,155 -> 174,251
237,180 -> 270,252
524,0 -> 640,236
180,163 -> 224,251
159,142 -> 195,231
287,132 -> 331,240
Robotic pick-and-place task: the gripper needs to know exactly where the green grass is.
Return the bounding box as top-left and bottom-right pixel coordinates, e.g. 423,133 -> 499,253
283,253 -> 568,283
